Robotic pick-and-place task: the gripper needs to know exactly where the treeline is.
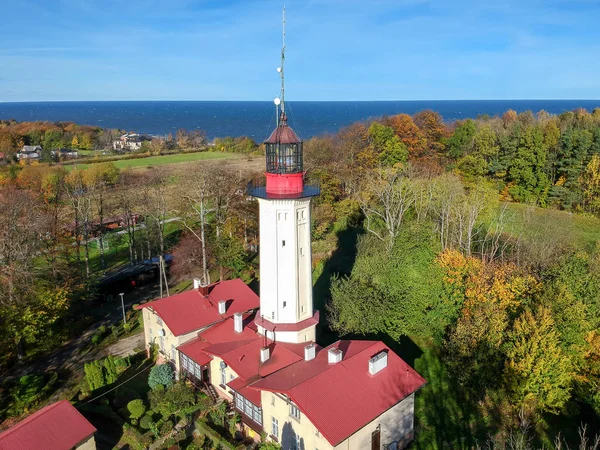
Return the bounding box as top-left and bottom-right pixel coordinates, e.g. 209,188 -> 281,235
305,107 -> 600,214
0,119 -> 117,154
302,108 -> 600,446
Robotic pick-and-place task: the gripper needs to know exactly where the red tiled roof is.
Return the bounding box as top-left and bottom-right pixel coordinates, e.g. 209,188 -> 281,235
250,340 -> 427,446
227,377 -> 262,406
136,279 -> 259,336
0,400 -> 96,450
177,339 -> 213,366
198,318 -> 305,380
256,310 -> 319,332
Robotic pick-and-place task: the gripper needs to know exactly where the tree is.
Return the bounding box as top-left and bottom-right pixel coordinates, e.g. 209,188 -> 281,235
384,114 -> 426,156
148,363 -> 174,389
127,399 -> 147,420
583,155 -> 600,216
504,306 -> 574,414
414,110 -> 446,154
357,168 -> 415,251
446,119 -> 476,159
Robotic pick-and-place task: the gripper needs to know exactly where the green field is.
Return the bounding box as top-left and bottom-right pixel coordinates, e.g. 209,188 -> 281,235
68,151 -> 237,170
503,203 -> 600,253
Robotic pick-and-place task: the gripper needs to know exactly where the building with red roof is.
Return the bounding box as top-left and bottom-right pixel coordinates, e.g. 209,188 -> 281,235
0,400 -> 97,450
136,278 -> 260,374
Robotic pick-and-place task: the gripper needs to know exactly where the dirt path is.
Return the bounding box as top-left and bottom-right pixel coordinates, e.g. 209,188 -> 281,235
103,333 -> 145,358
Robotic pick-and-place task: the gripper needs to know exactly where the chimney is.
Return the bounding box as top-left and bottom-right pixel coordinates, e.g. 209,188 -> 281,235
369,351 -> 388,375
260,346 -> 270,363
328,347 -> 342,364
218,300 -> 226,315
234,312 -> 243,333
304,343 -> 316,361
194,278 -> 210,297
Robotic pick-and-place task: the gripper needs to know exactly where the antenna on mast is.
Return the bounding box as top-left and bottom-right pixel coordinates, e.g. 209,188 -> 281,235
281,6 -> 286,115
274,6 -> 286,126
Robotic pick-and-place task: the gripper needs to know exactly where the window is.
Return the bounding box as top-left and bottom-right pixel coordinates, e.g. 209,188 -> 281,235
271,395 -> 275,406
272,417 -> 279,439
159,335 -> 165,352
290,403 -> 300,420
230,373 -> 235,381
156,316 -> 163,326
282,240 -> 286,247
171,345 -> 176,361
295,433 -> 301,450
220,367 -> 227,386
300,247 -> 304,256
283,301 -> 287,308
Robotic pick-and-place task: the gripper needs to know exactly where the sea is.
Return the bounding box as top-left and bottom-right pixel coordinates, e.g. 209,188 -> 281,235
0,100 -> 599,140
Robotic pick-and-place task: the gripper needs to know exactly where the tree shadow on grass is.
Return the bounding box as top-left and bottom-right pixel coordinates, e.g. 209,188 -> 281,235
313,225 -> 364,346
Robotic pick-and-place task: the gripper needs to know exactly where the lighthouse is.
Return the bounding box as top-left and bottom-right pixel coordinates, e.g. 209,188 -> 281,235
248,8 -> 320,344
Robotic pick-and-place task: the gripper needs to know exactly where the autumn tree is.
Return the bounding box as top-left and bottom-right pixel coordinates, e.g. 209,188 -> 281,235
504,306 -> 573,414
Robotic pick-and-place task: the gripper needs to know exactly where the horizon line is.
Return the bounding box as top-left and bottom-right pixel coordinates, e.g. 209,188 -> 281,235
1,99 -> 600,104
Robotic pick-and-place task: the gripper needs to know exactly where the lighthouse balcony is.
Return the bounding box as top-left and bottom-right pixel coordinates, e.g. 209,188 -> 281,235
247,179 -> 320,200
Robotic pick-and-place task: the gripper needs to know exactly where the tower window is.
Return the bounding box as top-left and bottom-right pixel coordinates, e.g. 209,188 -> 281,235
282,240 -> 286,247
300,247 -> 304,256
283,301 -> 287,308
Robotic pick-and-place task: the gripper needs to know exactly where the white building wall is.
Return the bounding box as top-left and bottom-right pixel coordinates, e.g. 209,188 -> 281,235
142,308 -> 204,373
333,393 -> 415,450
258,198 -> 313,327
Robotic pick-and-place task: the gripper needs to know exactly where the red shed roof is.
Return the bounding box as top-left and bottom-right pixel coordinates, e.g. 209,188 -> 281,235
0,400 -> 96,450
136,279 -> 259,336
250,340 -> 426,446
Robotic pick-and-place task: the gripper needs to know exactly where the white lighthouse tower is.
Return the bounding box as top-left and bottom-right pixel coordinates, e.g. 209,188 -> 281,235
248,8 -> 320,344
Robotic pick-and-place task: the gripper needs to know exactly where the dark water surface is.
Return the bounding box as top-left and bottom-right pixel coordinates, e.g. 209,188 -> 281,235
0,100 -> 598,139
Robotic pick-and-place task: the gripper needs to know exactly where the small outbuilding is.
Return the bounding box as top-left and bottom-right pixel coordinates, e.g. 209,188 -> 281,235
0,400 -> 97,450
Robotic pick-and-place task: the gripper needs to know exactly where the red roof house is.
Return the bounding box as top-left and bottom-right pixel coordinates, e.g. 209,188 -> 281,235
0,400 -> 96,450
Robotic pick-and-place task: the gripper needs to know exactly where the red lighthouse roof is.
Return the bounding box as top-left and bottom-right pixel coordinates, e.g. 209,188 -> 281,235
265,115 -> 301,145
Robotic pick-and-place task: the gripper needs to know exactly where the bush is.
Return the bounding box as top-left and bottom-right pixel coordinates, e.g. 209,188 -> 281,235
91,333 -> 102,345
84,360 -> 105,391
127,399 -> 146,420
140,413 -> 154,430
148,364 -> 174,389
111,325 -> 119,340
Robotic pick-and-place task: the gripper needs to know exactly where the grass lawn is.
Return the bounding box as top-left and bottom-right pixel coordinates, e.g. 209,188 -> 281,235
502,203 -> 600,252
68,151 -> 237,170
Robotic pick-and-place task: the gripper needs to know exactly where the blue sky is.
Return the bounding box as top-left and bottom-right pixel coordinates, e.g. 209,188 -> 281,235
1,0 -> 599,101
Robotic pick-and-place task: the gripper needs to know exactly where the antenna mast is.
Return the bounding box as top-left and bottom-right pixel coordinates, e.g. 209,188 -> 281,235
280,6 -> 286,116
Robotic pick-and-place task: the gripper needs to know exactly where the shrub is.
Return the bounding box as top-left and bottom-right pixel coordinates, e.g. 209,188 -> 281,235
139,413 -> 154,430
104,355 -> 118,384
111,325 -> 119,340
91,333 -> 102,345
127,399 -> 146,420
84,360 -> 105,391
148,364 -> 174,389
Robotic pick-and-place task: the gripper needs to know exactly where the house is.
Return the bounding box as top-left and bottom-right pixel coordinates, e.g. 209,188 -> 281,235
113,133 -> 145,151
137,278 -> 260,373
0,400 -> 97,450
17,145 -> 42,160
55,148 -> 79,158
138,19 -> 426,449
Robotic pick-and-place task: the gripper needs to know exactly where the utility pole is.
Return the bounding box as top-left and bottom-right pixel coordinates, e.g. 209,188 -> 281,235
119,292 -> 126,325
